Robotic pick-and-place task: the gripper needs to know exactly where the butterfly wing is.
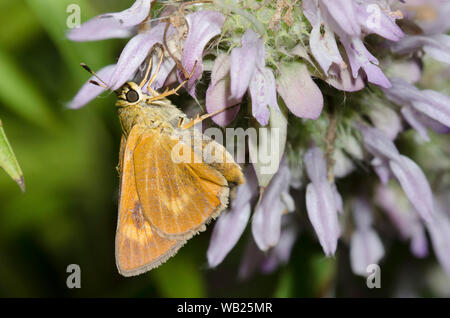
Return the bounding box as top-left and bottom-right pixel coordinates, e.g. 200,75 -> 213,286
115,125 -> 185,277
133,127 -> 233,239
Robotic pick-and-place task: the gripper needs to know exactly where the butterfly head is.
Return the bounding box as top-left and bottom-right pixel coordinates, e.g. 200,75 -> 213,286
115,82 -> 144,107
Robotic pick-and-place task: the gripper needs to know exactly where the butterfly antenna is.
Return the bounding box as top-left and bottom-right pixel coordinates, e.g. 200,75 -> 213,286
139,56 -> 153,89
80,63 -> 110,89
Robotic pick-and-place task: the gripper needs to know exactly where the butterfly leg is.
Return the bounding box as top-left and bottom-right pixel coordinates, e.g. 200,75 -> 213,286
180,102 -> 241,130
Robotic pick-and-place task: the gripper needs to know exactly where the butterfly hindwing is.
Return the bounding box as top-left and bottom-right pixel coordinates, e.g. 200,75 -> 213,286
115,125 -> 185,277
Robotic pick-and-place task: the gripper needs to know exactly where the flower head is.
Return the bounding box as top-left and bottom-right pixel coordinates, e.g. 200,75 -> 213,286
68,0 -> 450,285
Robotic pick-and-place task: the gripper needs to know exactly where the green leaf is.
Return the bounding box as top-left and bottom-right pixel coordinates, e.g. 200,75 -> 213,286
0,1 -> 42,49
0,119 -> 24,191
25,0 -> 116,81
0,49 -> 58,129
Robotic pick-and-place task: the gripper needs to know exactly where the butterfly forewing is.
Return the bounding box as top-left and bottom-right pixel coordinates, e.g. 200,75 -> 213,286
115,125 -> 185,277
133,128 -> 230,239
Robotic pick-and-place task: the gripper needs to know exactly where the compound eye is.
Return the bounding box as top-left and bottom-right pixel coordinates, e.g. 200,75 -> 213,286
126,89 -> 139,103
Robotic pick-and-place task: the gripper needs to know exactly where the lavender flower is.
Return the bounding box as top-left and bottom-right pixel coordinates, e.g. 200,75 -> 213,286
67,1 -> 450,283
392,0 -> 450,64
304,147 -> 341,256
375,185 -> 428,258
356,122 -> 434,222
68,1 -> 225,108
239,216 -> 298,279
207,28 -> 280,126
303,0 -> 403,88
350,198 -> 385,276
383,77 -> 450,134
207,166 -> 258,268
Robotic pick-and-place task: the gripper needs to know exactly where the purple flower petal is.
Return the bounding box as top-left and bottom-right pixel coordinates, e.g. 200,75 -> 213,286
302,0 -> 319,25
230,28 -> 263,100
276,62 -> 324,120
355,122 -> 400,161
304,146 -> 328,185
261,221 -> 298,274
333,149 -> 355,178
401,106 -> 431,142
356,3 -> 404,41
67,17 -> 134,42
180,11 -> 225,97
319,0 -> 360,37
392,35 -> 450,65
205,54 -> 241,126
325,64 -> 365,92
210,53 -> 231,87
306,182 -> 340,256
249,68 -> 279,126
100,0 -> 153,28
68,64 -> 116,109
350,229 -> 384,276
368,104 -> 402,140
341,36 -> 391,88
207,203 -> 251,268
238,238 -> 266,280
252,160 -> 291,251
109,23 -> 170,90
410,226 -> 429,259
304,147 -> 340,256
309,20 -> 344,74
249,106 -> 288,187
383,77 -> 424,105
384,78 -> 450,129
389,155 -> 434,222
388,59 -> 422,84
207,166 -> 258,267
371,157 -> 392,185
426,200 -> 450,276
375,184 -> 428,258
411,90 -> 450,128
352,198 -> 374,229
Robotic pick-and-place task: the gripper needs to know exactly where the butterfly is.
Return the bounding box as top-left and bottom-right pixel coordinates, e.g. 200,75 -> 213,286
83,46 -> 244,277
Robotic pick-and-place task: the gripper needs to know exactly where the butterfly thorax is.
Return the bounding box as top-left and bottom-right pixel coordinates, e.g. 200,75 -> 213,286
116,82 -> 186,136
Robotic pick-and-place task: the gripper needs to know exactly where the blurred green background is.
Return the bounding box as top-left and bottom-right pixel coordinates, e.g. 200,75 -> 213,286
0,0 -> 448,297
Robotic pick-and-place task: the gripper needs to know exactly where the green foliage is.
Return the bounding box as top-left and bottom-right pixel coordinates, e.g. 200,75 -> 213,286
0,119 -> 24,191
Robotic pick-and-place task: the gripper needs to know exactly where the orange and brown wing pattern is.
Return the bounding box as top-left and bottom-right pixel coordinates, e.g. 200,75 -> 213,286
133,128 -> 230,240
116,125 -> 185,277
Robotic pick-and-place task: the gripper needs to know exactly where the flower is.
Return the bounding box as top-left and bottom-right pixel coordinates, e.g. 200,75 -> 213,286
206,28 -> 280,126
68,1 -> 450,283
375,185 -> 428,258
238,216 -> 298,279
67,0 -> 153,42
356,122 -> 434,223
383,77 -> 450,133
302,0 -> 404,88
304,146 -> 341,256
350,198 -> 385,276
207,158 -> 295,267
391,0 -> 450,64
207,166 -> 258,268
68,1 -> 225,109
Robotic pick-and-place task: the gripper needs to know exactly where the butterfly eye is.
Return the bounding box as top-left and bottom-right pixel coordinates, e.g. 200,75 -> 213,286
126,90 -> 139,103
